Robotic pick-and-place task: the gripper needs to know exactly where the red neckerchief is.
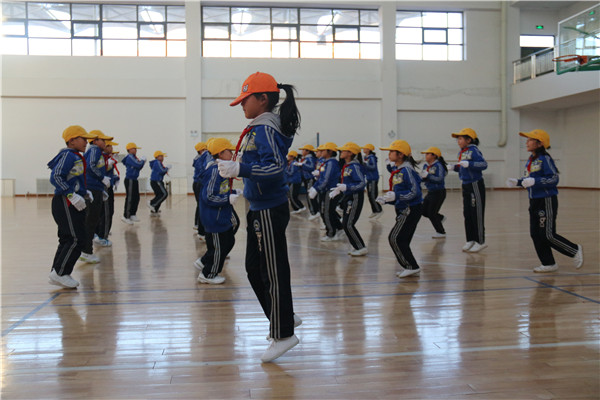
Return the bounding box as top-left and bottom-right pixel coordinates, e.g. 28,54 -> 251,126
111,156 -> 120,176
341,163 -> 349,183
526,154 -> 538,173
458,147 -> 469,161
426,163 -> 432,172
389,168 -> 401,191
230,125 -> 253,190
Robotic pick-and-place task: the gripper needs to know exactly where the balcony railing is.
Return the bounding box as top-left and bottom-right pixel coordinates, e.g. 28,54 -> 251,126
513,47 -> 555,84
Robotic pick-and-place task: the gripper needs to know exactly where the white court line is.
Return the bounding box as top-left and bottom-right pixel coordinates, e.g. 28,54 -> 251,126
5,340 -> 597,374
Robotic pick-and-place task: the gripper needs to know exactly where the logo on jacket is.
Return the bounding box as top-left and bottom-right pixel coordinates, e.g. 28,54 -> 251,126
392,172 -> 403,185
242,132 -> 257,153
69,159 -> 84,177
462,151 -> 473,160
219,180 -> 229,194
343,168 -> 353,178
530,160 -> 542,173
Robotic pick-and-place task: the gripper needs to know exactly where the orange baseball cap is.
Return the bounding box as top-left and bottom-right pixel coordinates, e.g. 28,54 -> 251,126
230,72 -> 279,107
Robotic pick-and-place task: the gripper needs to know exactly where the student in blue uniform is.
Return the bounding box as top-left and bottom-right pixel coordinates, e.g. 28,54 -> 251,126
192,141 -> 210,238
507,129 -> 583,273
298,144 -> 319,219
285,150 -> 305,213
377,140 -> 423,278
121,142 -> 146,225
148,151 -> 171,215
419,147 -> 448,238
361,144 -> 383,219
47,125 -> 96,288
94,141 -> 120,246
308,148 -> 326,223
218,72 -> 302,363
451,128 -> 488,253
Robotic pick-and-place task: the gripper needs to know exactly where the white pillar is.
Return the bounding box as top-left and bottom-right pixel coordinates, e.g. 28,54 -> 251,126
504,4 -> 522,183
380,2 -> 398,144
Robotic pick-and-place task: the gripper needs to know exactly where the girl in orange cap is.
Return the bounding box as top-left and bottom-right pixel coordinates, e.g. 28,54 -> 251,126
420,147 -> 448,238
362,144 -> 383,219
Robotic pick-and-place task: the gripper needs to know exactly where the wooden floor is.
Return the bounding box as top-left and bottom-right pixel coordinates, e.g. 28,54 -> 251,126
1,190 -> 599,399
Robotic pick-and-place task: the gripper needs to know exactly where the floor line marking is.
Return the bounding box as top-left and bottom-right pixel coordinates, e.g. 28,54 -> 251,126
1,292 -> 61,337
524,276 -> 600,304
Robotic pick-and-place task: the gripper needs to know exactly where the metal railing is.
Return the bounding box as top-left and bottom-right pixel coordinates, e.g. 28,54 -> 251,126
513,47 -> 555,84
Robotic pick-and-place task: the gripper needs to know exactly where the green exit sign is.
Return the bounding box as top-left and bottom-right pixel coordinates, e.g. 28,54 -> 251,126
536,25 -> 544,30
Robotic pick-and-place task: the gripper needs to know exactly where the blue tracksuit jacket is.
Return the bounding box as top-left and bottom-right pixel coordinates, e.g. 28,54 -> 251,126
518,154 -> 559,199
48,148 -> 87,197
422,160 -> 446,191
122,153 -> 145,180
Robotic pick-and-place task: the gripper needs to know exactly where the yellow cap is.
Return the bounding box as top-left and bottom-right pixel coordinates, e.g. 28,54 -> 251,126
421,147 -> 442,157
380,140 -> 412,156
317,142 -> 338,152
207,138 -> 235,156
299,144 -> 316,151
112,151 -> 119,155
451,128 -> 477,139
519,129 -> 550,149
337,142 -> 361,155
154,151 -> 167,158
105,141 -> 119,146
288,150 -> 298,158
195,142 -> 207,152
126,142 -> 141,150
361,144 -> 375,151
88,130 -> 114,142
62,125 -> 96,142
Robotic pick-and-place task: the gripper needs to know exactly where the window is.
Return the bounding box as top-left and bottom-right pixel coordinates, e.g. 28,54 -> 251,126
1,2 -> 186,57
520,35 -> 554,58
202,6 -> 380,59
396,11 -> 463,61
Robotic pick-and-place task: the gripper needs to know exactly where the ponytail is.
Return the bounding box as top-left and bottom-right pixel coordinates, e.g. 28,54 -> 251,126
437,155 -> 448,173
277,84 -> 301,137
356,152 -> 364,164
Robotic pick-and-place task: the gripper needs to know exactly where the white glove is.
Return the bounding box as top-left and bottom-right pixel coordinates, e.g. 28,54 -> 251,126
293,161 -> 303,166
383,191 -> 396,203
102,191 -> 109,201
375,196 -> 386,205
102,176 -> 111,188
329,187 -> 341,199
505,178 -> 518,188
311,170 -> 320,178
217,160 -> 240,178
166,164 -> 173,170
107,158 -> 116,167
229,192 -> 240,205
420,169 -> 429,178
458,160 -> 469,168
522,177 -> 535,188
85,190 -> 94,203
336,183 -> 347,193
68,193 -> 86,211
308,187 -> 318,199
140,155 -> 147,162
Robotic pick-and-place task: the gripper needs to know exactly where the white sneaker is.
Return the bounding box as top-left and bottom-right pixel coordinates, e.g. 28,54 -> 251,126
48,270 -> 79,288
462,241 -> 476,252
146,200 -> 154,210
534,264 -> 558,273
130,215 -> 140,222
319,223 -> 326,230
573,245 -> 583,269
121,216 -> 133,225
79,252 -> 100,264
150,211 -> 160,217
308,212 -> 320,221
93,234 -> 102,245
396,268 -> 421,278
197,271 -> 225,284
193,258 -> 203,270
261,335 -> 299,363
432,232 -> 446,239
320,235 -> 335,242
468,242 -> 487,253
350,247 -> 368,257
97,238 -> 112,247
197,234 -> 205,241
334,230 -> 345,241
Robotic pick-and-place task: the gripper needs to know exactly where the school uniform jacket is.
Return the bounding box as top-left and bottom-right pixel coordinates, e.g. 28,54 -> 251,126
313,158 -> 341,193
48,148 -> 87,197
200,162 -> 234,233
193,151 -> 213,183
518,154 -> 559,199
341,159 -> 367,196
422,160 -> 446,191
390,162 -> 423,211
122,154 -> 145,180
456,144 -> 487,184
363,154 -> 379,182
84,144 -> 106,191
149,159 -> 168,182
300,154 -> 316,181
285,161 -> 302,184
103,153 -> 120,187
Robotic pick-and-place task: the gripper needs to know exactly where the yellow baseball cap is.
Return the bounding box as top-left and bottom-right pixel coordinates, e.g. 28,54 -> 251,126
451,128 -> 477,139
380,140 -> 412,156
207,138 -> 235,156
195,142 -> 207,152
62,125 -> 96,142
126,142 -> 141,150
421,147 -> 442,157
519,129 -> 550,148
361,144 -> 375,151
230,72 -> 279,107
88,130 -> 114,142
337,142 -> 361,155
154,151 -> 167,158
288,150 -> 298,158
105,141 -> 119,146
299,144 -> 315,151
317,142 -> 338,152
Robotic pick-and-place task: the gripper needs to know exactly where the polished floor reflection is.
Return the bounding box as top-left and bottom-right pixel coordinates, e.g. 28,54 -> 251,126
2,190 -> 599,399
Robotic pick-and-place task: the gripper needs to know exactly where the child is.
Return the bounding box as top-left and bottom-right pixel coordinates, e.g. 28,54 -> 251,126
195,138 -> 240,284
451,128 -> 488,253
362,144 -> 382,219
121,142 -> 146,224
94,141 -> 120,246
507,129 -> 583,272
308,142 -> 343,241
377,140 -> 423,278
298,144 -> 319,219
148,151 -> 171,215
192,141 -> 210,238
286,150 -> 305,213
420,147 -> 448,238
219,71 -> 301,363
332,142 -> 367,256
47,125 -> 96,288
308,147 -> 326,222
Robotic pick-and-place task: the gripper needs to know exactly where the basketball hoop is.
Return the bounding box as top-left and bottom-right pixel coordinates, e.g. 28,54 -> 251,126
552,54 -> 590,65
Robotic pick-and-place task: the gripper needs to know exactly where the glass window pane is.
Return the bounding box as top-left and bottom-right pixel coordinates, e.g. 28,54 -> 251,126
72,4 -> 100,21
273,26 -> 297,40
335,27 -> 358,41
29,38 -> 71,55
103,23 -> 138,39
231,41 -> 270,57
300,24 -> 333,42
423,44 -> 447,60
301,9 -> 332,25
202,40 -> 230,57
204,24 -> 229,39
333,9 -> 359,25
74,23 -> 98,37
28,20 -> 71,38
167,23 -> 186,40
448,44 -> 463,60
300,42 -> 332,58
448,13 -> 463,28
272,8 -> 297,24
334,42 -> 359,58
272,41 -> 298,58
167,6 -> 185,22
360,10 -> 379,26
360,27 -> 380,43
140,23 -> 165,39
1,37 -> 27,55
232,8 -> 270,24
103,39 -> 137,56
360,43 -> 380,59
28,3 -> 70,20
139,39 -> 166,56
396,27 -> 421,44
167,40 -> 186,57
103,5 -> 137,22
3,2 -> 26,18
202,7 -> 230,23
422,12 -> 447,28
2,21 -> 26,36
397,11 -> 421,27
139,6 -> 165,23
396,44 -> 422,60
73,38 -> 100,55
424,29 -> 447,43
231,24 -> 271,41
448,29 -> 463,44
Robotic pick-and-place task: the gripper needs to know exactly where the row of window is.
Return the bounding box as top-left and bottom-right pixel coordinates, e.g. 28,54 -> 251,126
1,2 -> 464,60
